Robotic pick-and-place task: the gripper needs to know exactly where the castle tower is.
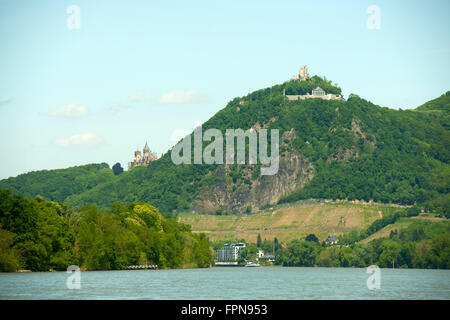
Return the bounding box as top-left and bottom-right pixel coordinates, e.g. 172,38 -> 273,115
143,142 -> 150,156
143,142 -> 150,164
299,65 -> 308,81
134,150 -> 142,164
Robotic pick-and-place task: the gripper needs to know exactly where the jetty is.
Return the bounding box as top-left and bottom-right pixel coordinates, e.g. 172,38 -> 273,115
126,265 -> 158,270
214,261 -> 241,267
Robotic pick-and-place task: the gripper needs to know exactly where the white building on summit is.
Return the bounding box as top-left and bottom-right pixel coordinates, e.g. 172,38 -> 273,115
283,86 -> 344,101
312,87 -> 325,96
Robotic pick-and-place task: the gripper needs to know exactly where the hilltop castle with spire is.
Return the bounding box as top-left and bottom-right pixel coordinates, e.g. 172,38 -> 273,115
128,142 -> 157,170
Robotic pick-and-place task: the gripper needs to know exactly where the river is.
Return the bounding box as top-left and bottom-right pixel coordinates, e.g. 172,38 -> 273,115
0,267 -> 449,299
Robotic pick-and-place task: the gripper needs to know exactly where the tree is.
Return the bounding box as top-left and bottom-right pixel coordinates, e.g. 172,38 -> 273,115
378,241 -> 401,268
317,247 -> 339,267
239,243 -> 258,262
275,240 -> 321,267
305,233 -> 319,243
274,237 -> 280,251
112,163 -> 124,175
426,234 -> 450,269
257,234 -> 262,248
0,228 -> 19,271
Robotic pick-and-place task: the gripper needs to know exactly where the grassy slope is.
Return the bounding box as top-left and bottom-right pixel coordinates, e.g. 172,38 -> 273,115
359,213 -> 450,244
178,201 -> 394,243
359,218 -> 414,244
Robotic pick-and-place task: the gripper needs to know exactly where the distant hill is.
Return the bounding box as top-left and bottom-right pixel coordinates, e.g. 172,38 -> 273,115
0,163 -> 114,203
65,77 -> 448,216
416,91 -> 450,112
1,76 -> 449,217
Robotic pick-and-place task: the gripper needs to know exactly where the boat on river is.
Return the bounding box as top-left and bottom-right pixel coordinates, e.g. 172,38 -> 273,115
245,261 -> 261,267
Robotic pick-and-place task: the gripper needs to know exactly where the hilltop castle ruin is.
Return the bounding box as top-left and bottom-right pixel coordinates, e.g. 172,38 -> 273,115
286,65 -> 345,101
292,65 -> 309,81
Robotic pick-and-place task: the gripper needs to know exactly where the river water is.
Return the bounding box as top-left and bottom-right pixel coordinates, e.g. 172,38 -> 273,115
0,267 -> 449,300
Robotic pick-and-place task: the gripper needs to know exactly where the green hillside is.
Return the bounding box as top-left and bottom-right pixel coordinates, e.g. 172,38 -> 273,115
1,76 -> 449,217
66,77 -> 449,215
0,163 -> 114,203
416,91 -> 450,112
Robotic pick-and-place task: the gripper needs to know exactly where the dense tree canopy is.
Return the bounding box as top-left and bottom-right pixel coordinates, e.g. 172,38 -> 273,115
274,218 -> 450,269
0,189 -> 213,272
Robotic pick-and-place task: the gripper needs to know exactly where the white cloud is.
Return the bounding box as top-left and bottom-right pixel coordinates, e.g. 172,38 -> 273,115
159,90 -> 206,104
54,132 -> 103,147
130,92 -> 152,102
48,103 -> 88,118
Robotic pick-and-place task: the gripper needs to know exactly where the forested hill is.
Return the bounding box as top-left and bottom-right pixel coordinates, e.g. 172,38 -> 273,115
1,76 -> 449,216
415,91 -> 450,112
0,163 -> 114,203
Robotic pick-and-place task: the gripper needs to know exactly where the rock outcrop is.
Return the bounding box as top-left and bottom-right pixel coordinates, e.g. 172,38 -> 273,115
192,128 -> 314,213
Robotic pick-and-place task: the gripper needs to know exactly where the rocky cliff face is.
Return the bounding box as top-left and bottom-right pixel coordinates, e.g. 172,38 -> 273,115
191,128 -> 314,213
190,117 -> 376,213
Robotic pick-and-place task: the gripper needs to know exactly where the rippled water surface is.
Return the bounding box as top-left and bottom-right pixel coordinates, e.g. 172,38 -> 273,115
1,267 -> 449,299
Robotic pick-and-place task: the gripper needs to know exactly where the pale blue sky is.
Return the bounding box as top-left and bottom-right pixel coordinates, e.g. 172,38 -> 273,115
0,0 -> 449,179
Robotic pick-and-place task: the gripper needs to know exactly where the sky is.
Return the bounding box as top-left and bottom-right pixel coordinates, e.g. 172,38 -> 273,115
0,0 -> 449,179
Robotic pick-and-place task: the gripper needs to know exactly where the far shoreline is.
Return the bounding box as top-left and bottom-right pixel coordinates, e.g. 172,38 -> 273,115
3,265 -> 450,274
